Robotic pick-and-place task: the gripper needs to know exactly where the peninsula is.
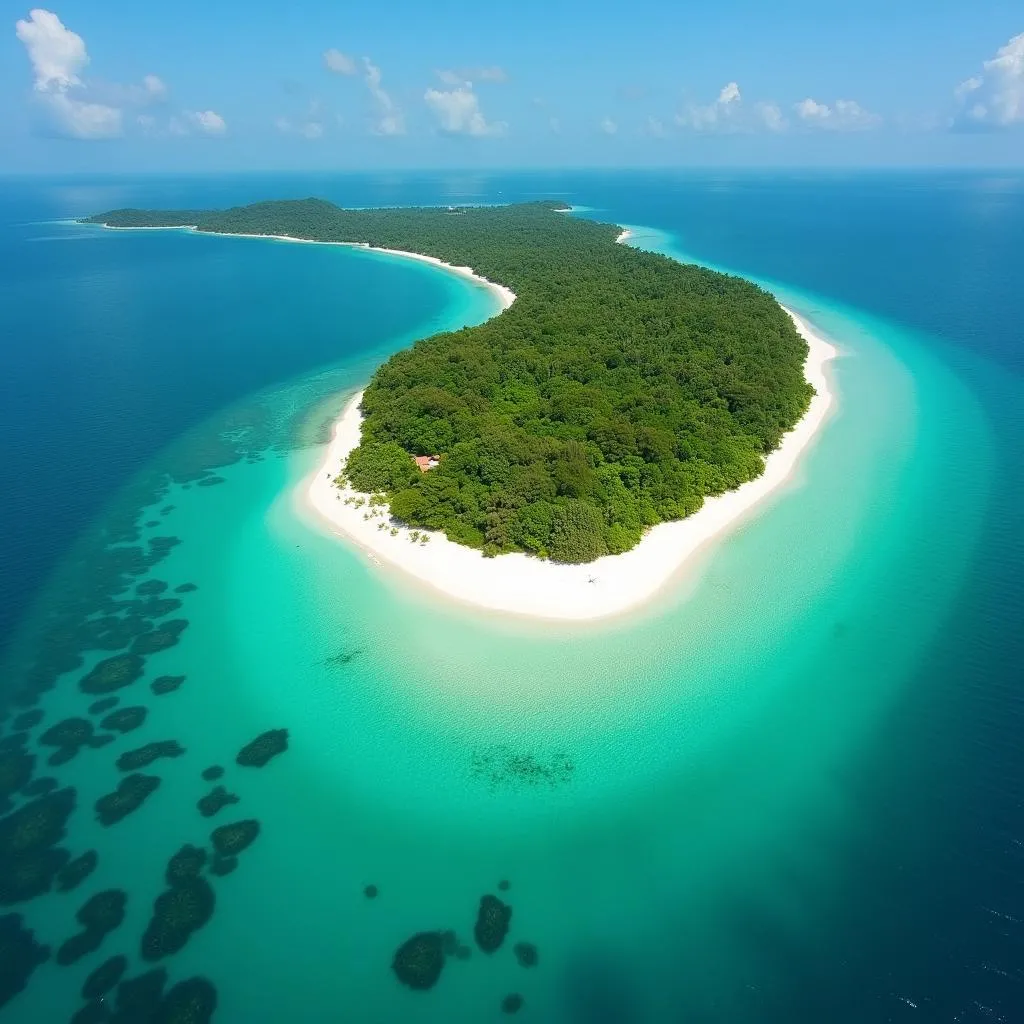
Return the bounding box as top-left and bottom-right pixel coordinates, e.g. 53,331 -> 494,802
84,200 -> 835,619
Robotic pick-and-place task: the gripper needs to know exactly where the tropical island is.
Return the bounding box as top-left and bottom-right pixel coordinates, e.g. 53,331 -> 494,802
83,199 -> 835,619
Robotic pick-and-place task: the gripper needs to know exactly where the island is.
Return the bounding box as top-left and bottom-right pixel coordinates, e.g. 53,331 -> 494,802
83,199 -> 836,620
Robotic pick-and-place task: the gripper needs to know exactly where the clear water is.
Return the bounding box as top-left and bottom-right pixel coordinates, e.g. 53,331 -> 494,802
0,172 -> 1022,1022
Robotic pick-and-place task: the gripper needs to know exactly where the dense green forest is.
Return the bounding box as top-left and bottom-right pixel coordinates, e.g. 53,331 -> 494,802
85,199 -> 812,563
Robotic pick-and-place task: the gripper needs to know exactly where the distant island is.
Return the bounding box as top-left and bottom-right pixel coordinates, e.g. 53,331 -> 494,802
85,199 -> 813,568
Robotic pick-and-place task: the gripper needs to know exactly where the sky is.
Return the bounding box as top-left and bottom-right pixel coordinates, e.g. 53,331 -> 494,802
2,0 -> 1023,172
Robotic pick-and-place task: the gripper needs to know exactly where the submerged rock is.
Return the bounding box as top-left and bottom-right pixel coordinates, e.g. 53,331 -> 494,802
12,710 -> 43,731
79,654 -> 145,695
47,746 -> 80,767
20,776 -> 57,799
0,913 -> 50,1010
0,787 -> 76,859
236,729 -> 288,768
88,697 -> 119,716
95,774 -> 160,826
150,675 -> 185,696
0,846 -> 70,905
56,850 -> 98,892
173,582 -> 197,593
501,993 -> 524,1014
69,999 -> 110,1024
141,878 -> 215,961
392,931 -> 445,990
497,879 -> 510,892
136,579 -> 168,596
165,844 -> 206,887
82,954 -> 128,1000
208,855 -> 237,877
474,894 -> 512,953
157,977 -> 218,1023
87,734 -> 116,750
100,706 -> 147,734
57,889 -> 127,966
116,740 -> 185,772
210,819 -> 259,856
197,786 -> 239,819
0,749 -> 34,800
131,619 -> 188,656
38,717 -> 93,749
363,884 -> 378,899
200,766 -> 223,782
114,968 -> 167,1020
513,941 -> 538,968
0,733 -> 28,752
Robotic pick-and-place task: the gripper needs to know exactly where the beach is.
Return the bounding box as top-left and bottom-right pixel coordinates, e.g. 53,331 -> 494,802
305,302 -> 837,622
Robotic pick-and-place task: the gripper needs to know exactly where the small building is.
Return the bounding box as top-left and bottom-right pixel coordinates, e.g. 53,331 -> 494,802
414,455 -> 440,472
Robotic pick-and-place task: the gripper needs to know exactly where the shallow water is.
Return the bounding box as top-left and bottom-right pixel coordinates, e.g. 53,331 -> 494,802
1,173 -> 1022,1022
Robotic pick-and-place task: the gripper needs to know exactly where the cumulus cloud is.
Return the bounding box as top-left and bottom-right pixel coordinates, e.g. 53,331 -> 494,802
323,48 -> 356,76
794,96 -> 880,130
600,116 -> 618,135
643,115 -> 667,138
424,84 -> 505,136
953,32 -> 1024,128
15,8 -> 120,137
187,110 -> 226,135
363,57 -> 403,135
14,9 -> 219,141
755,101 -> 786,132
675,81 -> 743,131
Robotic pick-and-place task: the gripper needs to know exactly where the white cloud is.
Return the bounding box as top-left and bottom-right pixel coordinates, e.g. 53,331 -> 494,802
15,8 -> 87,91
187,110 -> 226,135
644,115 -> 667,138
323,48 -> 356,76
424,84 -> 505,136
15,8 -> 120,138
142,74 -> 167,100
953,32 -> 1024,128
275,115 -> 323,139
676,80 -> 743,131
795,96 -> 880,130
755,101 -> 786,131
600,116 -> 618,135
363,57 -> 404,135
437,65 -> 507,87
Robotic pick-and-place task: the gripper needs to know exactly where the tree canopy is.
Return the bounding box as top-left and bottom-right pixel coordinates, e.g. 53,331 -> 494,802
85,199 -> 812,563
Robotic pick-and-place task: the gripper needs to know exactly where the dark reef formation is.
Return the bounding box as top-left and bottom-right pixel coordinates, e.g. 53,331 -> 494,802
158,976 -> 218,1023
111,968 -> 168,1021
100,706 -> 147,733
200,765 -> 223,782
174,582 -> 197,593
392,931 -> 445,990
57,889 -> 127,965
131,619 -> 188,655
236,729 -> 288,768
38,717 -> 94,757
88,697 -> 119,716
209,855 -> 237,877
141,878 -> 215,961
82,953 -> 128,1000
116,740 -> 185,771
364,884 -> 378,899
197,785 -> 239,818
151,674 -> 185,696
498,879 -> 510,892
56,850 -> 99,892
471,745 -> 574,790
474,894 -> 512,953
136,579 -> 168,596
0,912 -> 50,1010
20,776 -> 57,798
0,787 -> 76,905
0,749 -> 34,800
79,654 -> 145,695
12,709 -> 44,730
87,733 -> 116,749
165,844 -> 207,886
210,819 -> 259,857
514,941 -> 538,967
95,774 -> 160,826
502,993 -> 524,1014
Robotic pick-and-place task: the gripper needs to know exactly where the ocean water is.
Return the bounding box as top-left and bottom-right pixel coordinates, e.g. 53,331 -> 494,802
0,172 -> 1022,1023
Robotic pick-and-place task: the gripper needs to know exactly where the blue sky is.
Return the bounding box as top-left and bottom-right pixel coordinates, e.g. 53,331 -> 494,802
3,0 -> 1023,171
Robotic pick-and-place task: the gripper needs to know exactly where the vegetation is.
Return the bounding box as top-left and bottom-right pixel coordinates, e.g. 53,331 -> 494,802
85,199 -> 812,563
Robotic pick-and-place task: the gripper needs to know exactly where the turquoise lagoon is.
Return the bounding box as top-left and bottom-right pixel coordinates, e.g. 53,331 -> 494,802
0,178 -> 1017,1022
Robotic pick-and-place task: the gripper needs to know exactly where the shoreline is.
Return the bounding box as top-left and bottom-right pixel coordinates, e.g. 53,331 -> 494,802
305,319 -> 837,623
92,223 -> 518,311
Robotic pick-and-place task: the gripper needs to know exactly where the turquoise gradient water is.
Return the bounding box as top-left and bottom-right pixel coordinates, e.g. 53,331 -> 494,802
0,174 -> 1021,1022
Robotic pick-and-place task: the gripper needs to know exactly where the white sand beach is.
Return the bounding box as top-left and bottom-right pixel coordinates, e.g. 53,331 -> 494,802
305,306 -> 837,623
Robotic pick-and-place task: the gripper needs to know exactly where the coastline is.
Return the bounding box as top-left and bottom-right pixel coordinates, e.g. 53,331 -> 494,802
305,311 -> 837,623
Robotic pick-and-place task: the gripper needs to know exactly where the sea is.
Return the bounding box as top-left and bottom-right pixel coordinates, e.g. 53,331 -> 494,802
0,170 -> 1022,1023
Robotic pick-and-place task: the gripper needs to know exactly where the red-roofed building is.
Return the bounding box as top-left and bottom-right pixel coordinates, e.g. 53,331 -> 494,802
414,455 -> 440,472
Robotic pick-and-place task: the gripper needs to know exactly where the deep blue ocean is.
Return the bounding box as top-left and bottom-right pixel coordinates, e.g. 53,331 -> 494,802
1,171 -> 1022,1022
